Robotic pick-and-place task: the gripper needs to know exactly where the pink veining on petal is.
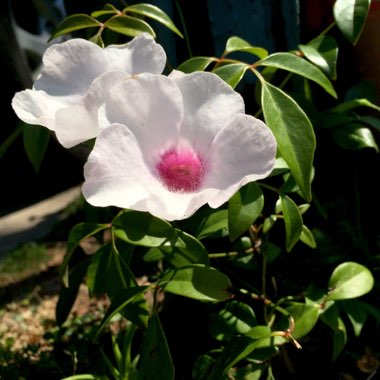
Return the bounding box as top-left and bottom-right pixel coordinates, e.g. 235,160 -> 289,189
156,149 -> 205,192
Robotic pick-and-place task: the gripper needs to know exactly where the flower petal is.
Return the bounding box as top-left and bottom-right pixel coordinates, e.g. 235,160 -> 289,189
55,71 -> 128,148
82,124 -> 153,208
103,74 -> 183,160
104,33 -> 166,75
82,124 -> 219,221
173,71 -> 245,155
205,114 -> 277,207
11,89 -> 67,130
34,39 -> 108,97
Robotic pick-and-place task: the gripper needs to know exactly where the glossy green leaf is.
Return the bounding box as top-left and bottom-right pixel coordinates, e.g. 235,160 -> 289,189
299,35 -> 338,79
62,375 -> 107,380
96,286 -> 149,337
61,223 -> 109,287
331,123 -> 379,152
284,303 -> 319,339
280,194 -> 303,252
105,15 -> 155,38
192,355 -> 214,380
341,300 -> 368,336
113,210 -> 175,247
89,32 -> 104,48
209,300 -> 257,341
327,262 -> 374,301
23,124 -> 50,172
320,303 -> 347,360
91,3 -> 119,18
140,313 -> 174,380
258,52 -> 337,97
49,14 -> 101,41
270,156 -> 289,177
87,243 -> 136,297
300,225 -> 317,248
56,259 -> 90,326
154,230 -> 210,267
125,3 -> 183,37
225,36 -> 268,59
228,183 -> 264,241
159,265 -> 231,302
261,81 -> 316,201
213,63 -> 249,88
329,98 -> 380,113
333,318 -> 347,361
209,326 -> 286,379
263,215 -> 277,234
228,364 -> 263,380
333,0 -> 370,44
361,115 -> 380,132
177,56 -> 217,73
186,209 -> 229,239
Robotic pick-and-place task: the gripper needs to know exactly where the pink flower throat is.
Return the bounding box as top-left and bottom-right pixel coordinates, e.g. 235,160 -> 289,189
156,149 -> 204,192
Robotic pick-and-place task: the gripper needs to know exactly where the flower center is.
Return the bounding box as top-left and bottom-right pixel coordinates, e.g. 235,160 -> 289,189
156,149 -> 204,192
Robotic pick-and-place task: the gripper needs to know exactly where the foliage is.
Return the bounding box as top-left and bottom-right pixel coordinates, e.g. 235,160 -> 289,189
3,0 -> 380,379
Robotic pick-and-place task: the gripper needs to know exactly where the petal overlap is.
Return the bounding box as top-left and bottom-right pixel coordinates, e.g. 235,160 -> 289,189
12,33 -> 166,144
82,72 -> 277,221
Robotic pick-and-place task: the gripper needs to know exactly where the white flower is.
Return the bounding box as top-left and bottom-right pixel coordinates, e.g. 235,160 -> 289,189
11,33 -> 166,148
82,71 -> 277,221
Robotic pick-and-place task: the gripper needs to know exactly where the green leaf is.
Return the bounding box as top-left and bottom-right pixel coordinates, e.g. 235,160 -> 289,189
56,259 -> 90,326
333,0 -> 370,44
209,326 -> 286,379
61,223 -> 109,287
299,35 -> 338,79
260,81 -> 316,201
87,243 -> 136,297
113,210 -> 175,247
341,300 -> 368,336
327,262 -> 374,301
320,303 -> 348,360
361,115 -> 380,132
332,318 -> 347,361
105,15 -> 155,38
225,36 -> 268,59
49,14 -> 101,41
96,286 -> 149,337
209,300 -> 257,341
331,123 -> 379,152
228,183 -> 264,241
192,355 -> 214,380
89,32 -> 104,48
0,124 -> 23,159
258,52 -> 337,98
185,209 -> 229,240
263,215 -> 277,234
23,124 -> 50,172
125,3 -> 183,37
329,98 -> 380,113
140,313 -> 174,380
91,4 -> 119,18
284,303 -> 319,340
159,265 -> 231,302
300,225 -> 317,248
270,156 -> 289,177
159,230 -> 210,267
177,56 -> 217,73
213,63 -> 249,89
62,375 -> 108,380
280,194 -> 303,252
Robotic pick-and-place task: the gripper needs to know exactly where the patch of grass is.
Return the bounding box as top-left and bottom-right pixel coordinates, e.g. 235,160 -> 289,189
0,243 -> 50,287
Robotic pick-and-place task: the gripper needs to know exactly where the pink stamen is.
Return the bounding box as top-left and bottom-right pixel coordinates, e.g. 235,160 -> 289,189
156,149 -> 204,192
